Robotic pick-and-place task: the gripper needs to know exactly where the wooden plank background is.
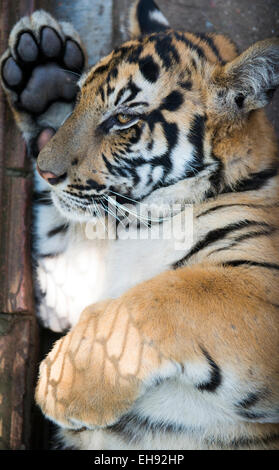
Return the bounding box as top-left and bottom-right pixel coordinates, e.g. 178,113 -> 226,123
0,0 -> 38,450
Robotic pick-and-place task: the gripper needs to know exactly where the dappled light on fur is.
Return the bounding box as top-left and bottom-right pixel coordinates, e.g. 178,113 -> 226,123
36,299 -> 165,429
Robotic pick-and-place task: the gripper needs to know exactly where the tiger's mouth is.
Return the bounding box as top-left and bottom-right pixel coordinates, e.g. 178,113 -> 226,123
51,192 -> 105,222
51,188 -> 168,227
51,187 -> 139,222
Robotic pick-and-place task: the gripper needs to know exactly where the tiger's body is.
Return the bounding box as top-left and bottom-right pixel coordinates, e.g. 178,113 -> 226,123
1,0 -> 279,450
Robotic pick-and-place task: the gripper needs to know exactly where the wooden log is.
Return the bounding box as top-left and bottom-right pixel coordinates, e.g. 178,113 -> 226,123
0,0 -> 38,451
0,314 -> 38,450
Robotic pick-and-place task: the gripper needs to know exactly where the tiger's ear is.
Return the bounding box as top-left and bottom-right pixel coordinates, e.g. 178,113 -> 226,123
129,0 -> 169,38
211,38 -> 279,116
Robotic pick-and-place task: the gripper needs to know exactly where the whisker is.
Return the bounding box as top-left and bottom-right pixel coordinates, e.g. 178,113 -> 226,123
106,195 -> 168,225
105,195 -> 151,228
104,196 -> 136,227
58,189 -> 174,227
101,198 -> 127,228
93,201 -> 108,234
108,189 -> 141,205
60,68 -> 82,78
108,190 -> 172,222
107,197 -> 151,228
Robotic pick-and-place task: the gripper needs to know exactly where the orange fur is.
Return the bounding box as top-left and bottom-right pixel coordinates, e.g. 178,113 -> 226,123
36,28 -> 279,447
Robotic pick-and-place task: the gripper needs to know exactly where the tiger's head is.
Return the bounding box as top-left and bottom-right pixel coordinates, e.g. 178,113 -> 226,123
37,0 -> 279,222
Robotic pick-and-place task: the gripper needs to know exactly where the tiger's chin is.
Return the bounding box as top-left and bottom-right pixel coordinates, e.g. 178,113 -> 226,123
51,192 -> 100,223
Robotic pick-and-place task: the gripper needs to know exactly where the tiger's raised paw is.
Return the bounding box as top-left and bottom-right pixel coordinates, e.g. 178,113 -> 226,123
0,10 -> 87,155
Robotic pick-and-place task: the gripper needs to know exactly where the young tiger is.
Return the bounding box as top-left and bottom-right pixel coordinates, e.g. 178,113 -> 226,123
1,0 -> 279,450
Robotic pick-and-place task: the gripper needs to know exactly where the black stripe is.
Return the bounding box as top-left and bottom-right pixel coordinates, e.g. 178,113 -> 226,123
216,432 -> 279,450
179,79 -> 192,90
197,204 -> 233,218
160,90 -> 184,112
236,390 -> 270,422
114,87 -> 126,106
221,260 -> 279,271
99,115 -> 118,134
107,83 -> 114,96
86,179 -> 106,192
236,388 -> 271,421
68,180 -> 105,192
208,227 -> 275,255
196,347 -> 222,392
221,167 -> 278,194
108,411 -> 279,449
206,153 -> 224,196
85,63 -> 109,85
237,391 -> 263,410
139,55 -> 160,83
38,252 -> 60,258
194,33 -> 226,65
188,114 -> 206,163
97,85 -> 105,102
126,44 -> 144,64
174,32 -> 206,59
237,410 -> 266,420
122,80 -> 141,104
173,220 -> 267,269
227,226 -> 273,243
145,109 -> 178,179
47,223 -> 69,238
197,202 -> 269,218
103,155 -> 119,176
33,190 -> 52,205
108,412 -> 198,443
151,34 -> 181,69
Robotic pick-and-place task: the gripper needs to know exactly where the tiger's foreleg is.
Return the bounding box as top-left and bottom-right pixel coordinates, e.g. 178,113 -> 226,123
35,263 -> 279,431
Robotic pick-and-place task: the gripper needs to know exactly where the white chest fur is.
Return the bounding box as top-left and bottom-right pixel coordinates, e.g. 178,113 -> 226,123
35,206 -> 193,331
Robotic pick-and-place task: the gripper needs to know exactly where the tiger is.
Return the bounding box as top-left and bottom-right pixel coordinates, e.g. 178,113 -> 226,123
1,0 -> 279,451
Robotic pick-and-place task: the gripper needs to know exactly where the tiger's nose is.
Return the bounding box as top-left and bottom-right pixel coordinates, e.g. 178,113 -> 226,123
36,163 -> 67,185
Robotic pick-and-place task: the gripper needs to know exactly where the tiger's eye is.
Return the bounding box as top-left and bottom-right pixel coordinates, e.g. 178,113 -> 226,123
116,113 -> 131,125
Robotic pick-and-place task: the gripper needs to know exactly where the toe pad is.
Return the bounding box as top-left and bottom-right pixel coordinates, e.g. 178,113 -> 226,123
2,57 -> 23,86
17,32 -> 39,62
41,27 -> 62,58
64,40 -> 84,71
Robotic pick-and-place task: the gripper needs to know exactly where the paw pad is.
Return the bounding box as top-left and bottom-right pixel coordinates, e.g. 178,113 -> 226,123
17,32 -> 39,62
1,22 -> 85,115
41,27 -> 62,58
2,57 -> 22,86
